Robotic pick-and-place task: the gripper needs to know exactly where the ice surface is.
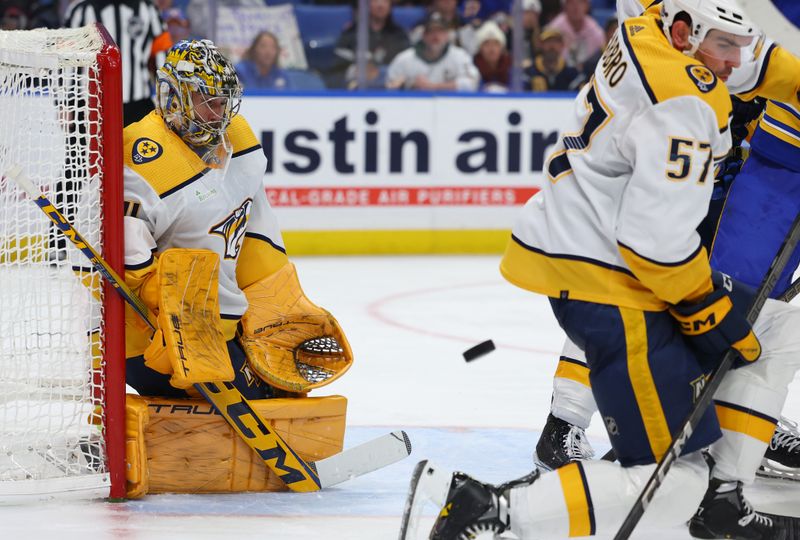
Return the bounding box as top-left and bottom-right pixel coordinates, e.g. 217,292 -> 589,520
3,255 -> 799,539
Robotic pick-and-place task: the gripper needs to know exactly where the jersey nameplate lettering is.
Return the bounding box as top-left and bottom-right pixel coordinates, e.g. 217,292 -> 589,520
600,33 -> 627,87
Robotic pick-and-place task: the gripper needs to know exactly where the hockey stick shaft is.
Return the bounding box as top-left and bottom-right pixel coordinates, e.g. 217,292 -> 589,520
5,166 -> 158,331
613,211 -> 800,540
778,276 -> 800,302
5,166 -> 408,492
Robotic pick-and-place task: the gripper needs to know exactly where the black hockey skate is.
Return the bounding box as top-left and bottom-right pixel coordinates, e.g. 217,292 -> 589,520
399,460 -> 538,540
757,417 -> 800,482
688,478 -> 787,540
533,413 -> 595,471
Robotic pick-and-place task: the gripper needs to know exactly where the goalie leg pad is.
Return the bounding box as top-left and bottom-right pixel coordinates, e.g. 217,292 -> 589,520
143,249 -> 234,389
124,393 -> 347,497
240,262 -> 353,393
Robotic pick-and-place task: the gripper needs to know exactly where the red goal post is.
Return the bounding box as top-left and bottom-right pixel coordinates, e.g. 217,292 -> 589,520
0,23 -> 125,501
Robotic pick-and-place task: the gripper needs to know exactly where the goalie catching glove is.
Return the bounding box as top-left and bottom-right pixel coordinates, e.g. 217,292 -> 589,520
143,249 -> 234,389
239,262 -> 353,393
670,271 -> 761,367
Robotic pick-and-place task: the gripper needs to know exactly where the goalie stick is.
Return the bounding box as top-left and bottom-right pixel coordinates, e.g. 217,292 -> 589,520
613,210 -> 800,540
6,165 -> 411,493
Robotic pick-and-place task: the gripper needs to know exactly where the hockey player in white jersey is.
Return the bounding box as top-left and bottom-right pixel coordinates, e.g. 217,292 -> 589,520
124,39 -> 352,399
120,40 -> 354,496
536,0 -> 800,478
402,1 -> 800,538
532,0 -> 671,477
531,1 -> 800,537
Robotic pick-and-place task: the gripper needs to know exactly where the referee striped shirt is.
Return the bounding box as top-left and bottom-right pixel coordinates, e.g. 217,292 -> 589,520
65,0 -> 172,104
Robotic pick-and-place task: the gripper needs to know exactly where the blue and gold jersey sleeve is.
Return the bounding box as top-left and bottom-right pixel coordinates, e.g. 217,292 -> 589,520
736,44 -> 800,104
750,100 -> 800,172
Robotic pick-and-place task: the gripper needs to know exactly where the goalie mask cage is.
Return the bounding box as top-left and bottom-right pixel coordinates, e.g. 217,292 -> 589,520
0,24 -> 125,502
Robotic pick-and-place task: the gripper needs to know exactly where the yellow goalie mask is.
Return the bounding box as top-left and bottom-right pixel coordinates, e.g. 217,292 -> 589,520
239,263 -> 353,393
155,39 -> 242,150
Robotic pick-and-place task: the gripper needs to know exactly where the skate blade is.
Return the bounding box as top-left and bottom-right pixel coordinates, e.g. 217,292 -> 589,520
757,459 -> 800,483
398,460 -> 453,540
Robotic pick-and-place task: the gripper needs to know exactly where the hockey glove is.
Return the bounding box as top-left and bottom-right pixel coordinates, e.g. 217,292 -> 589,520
712,147 -> 746,201
670,272 -> 761,368
239,262 -> 353,393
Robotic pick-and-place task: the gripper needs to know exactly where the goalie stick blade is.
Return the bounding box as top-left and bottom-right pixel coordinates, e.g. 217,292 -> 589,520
315,430 -> 412,489
398,460 -> 454,540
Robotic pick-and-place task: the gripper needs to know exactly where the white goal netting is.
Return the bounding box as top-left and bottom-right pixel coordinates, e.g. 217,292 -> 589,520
0,26 -> 117,502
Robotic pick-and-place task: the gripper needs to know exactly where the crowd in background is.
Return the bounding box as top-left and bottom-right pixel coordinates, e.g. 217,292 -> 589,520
0,0 -> 619,93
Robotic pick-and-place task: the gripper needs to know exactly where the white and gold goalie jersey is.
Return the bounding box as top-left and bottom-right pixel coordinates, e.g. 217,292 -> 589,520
501,10 -> 734,311
123,112 -> 288,356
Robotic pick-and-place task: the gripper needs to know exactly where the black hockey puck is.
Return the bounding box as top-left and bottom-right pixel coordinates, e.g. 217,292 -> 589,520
463,339 -> 495,362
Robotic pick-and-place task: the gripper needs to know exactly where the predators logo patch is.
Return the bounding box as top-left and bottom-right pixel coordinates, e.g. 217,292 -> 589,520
132,138 -> 163,164
210,198 -> 253,259
686,65 -> 717,93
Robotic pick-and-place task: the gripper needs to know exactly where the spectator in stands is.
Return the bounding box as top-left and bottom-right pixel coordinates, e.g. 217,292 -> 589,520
161,7 -> 191,42
581,16 -> 618,81
186,0 -> 262,41
409,0 -> 474,51
1,1 -> 58,30
0,4 -> 26,29
525,28 -> 583,92
462,0 -> 481,22
501,0 -> 542,65
545,0 -> 604,69
522,0 -> 542,52
155,0 -> 191,42
539,0 -> 562,27
473,21 -> 510,92
235,31 -> 292,91
330,0 -> 410,89
386,11 -> 479,91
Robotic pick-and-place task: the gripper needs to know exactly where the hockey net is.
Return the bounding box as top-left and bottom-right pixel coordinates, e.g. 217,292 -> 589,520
0,25 -> 125,502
